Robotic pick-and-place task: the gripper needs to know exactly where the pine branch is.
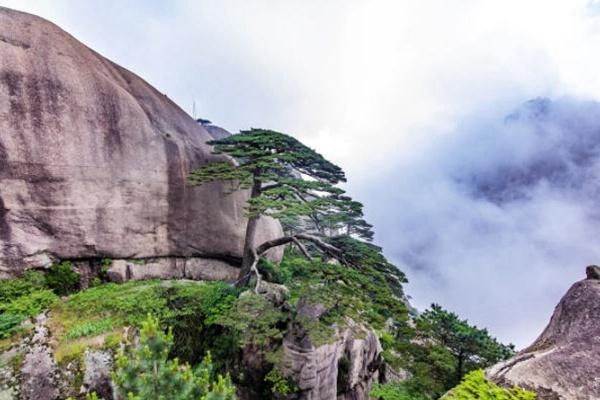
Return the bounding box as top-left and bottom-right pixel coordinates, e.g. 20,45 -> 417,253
291,237 -> 311,259
254,233 -> 344,262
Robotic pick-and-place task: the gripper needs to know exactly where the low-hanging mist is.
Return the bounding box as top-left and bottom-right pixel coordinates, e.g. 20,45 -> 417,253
364,97 -> 600,348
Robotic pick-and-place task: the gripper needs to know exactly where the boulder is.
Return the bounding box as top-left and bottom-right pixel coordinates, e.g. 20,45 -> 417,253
255,281 -> 290,307
586,265 -> 600,280
0,6 -> 282,278
487,268 -> 600,399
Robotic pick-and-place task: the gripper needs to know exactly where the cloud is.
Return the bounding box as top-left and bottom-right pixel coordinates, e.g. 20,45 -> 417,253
363,97 -> 600,347
6,0 -> 597,177
3,0 -> 600,346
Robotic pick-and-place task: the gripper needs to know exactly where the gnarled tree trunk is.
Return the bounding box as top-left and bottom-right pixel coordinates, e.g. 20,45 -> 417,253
237,179 -> 262,286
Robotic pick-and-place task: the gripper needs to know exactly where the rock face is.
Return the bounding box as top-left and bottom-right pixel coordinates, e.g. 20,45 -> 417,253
282,301 -> 383,400
0,7 -> 282,278
1,312 -> 118,400
586,264 -> 600,280
105,257 -> 240,283
19,313 -> 58,400
81,349 -> 114,399
487,269 -> 600,399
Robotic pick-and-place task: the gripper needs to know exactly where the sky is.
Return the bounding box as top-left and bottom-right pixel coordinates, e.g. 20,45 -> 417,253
3,0 -> 600,347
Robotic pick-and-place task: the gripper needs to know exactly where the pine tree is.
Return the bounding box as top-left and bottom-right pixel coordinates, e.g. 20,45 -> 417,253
189,129 -> 375,287
113,315 -> 236,400
416,304 -> 515,387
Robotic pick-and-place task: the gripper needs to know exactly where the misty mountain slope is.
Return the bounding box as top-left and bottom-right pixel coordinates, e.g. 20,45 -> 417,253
466,97 -> 600,204
367,97 -> 600,347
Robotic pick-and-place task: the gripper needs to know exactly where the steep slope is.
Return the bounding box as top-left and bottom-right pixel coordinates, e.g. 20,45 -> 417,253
487,266 -> 600,399
0,7 -> 281,278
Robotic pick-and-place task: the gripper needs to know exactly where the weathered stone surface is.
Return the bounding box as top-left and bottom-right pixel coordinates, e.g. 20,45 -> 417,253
256,281 -> 290,307
127,258 -> 185,281
487,270 -> 600,399
380,362 -> 411,384
586,265 -> 600,280
0,6 -> 282,278
105,257 -> 239,282
184,257 -> 239,281
81,350 -> 114,400
0,346 -> 23,400
282,301 -> 382,400
19,313 -> 58,400
201,123 -> 231,140
105,260 -> 130,283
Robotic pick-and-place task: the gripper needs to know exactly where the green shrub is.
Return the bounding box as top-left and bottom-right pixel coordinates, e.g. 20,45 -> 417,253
50,280 -> 242,370
370,381 -> 431,400
443,370 -> 536,400
277,252 -> 409,332
265,368 -> 298,397
45,261 -> 80,296
113,314 -> 236,400
158,282 -> 239,365
257,258 -> 291,285
103,333 -> 122,351
0,289 -> 58,339
66,319 -> 115,339
0,313 -> 27,339
3,289 -> 58,316
0,271 -> 46,304
217,293 -> 287,347
59,281 -> 167,326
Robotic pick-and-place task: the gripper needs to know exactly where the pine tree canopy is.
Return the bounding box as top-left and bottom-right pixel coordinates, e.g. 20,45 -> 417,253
189,128 -> 345,187
189,129 -> 372,240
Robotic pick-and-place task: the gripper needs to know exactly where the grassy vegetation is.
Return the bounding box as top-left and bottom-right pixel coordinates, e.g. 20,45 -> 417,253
28,279 -> 241,368
65,318 -> 115,339
0,252 -> 520,399
0,271 -> 59,341
371,381 -> 431,400
0,270 -> 47,303
51,280 -> 167,330
42,253 -> 395,395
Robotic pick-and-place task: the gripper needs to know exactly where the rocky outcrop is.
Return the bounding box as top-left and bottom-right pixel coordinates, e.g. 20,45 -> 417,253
487,267 -> 600,399
0,6 -> 282,278
1,315 -> 119,400
19,313 -> 58,400
586,264 -> 600,280
282,300 -> 383,400
199,121 -> 231,140
80,350 -> 114,399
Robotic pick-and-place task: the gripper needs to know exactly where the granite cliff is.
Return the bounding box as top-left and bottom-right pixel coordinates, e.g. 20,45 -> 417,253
0,6 -> 282,280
